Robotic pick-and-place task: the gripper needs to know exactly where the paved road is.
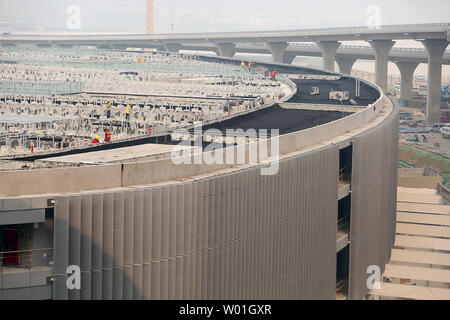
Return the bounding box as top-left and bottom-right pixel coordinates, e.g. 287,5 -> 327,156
289,77 -> 379,106
202,105 -> 353,136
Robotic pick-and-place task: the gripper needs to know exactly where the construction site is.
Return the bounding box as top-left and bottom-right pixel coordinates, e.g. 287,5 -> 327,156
0,46 -> 295,166
0,0 -> 448,302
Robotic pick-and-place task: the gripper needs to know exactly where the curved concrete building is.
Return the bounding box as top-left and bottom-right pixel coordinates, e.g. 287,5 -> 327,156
0,50 -> 399,300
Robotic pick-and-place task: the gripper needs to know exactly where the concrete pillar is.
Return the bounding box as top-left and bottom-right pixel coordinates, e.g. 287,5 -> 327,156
317,41 -> 341,72
110,44 -> 128,51
421,39 -> 449,124
35,43 -> 53,49
216,43 -> 236,58
369,40 -> 396,93
283,53 -> 297,65
56,44 -> 74,49
336,56 -> 357,75
267,42 -> 289,64
394,61 -> 419,101
164,43 -> 183,53
96,44 -> 112,50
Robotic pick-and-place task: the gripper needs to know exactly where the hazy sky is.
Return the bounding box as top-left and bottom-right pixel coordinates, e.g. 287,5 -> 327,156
0,0 -> 449,33
1,0 -> 449,78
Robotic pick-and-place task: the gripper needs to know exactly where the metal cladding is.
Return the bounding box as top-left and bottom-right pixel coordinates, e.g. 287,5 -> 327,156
53,145 -> 341,300
349,103 -> 400,300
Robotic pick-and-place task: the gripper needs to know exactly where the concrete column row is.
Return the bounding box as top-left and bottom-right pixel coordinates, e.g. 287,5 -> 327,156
159,40 -> 446,121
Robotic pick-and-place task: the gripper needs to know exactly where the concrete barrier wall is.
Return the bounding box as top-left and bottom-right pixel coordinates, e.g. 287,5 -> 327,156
279,102 -> 364,113
398,176 -> 442,189
398,168 -> 426,177
53,145 -> 339,300
0,165 -> 122,197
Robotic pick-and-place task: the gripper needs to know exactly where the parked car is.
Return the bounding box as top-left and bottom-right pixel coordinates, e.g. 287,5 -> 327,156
441,127 -> 450,139
400,117 -> 415,125
431,123 -> 450,133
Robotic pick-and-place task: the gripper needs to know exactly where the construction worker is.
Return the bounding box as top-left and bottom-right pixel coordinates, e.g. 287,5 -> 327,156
105,99 -> 112,119
125,103 -> 133,122
91,136 -> 100,144
104,127 -> 112,142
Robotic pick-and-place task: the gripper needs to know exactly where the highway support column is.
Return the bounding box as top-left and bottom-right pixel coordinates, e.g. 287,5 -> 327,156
110,44 -> 128,51
317,41 -> 341,72
267,42 -> 289,64
394,61 -> 419,101
164,43 -> 183,53
421,39 -> 449,124
216,43 -> 236,58
369,40 -> 396,93
336,56 -> 357,75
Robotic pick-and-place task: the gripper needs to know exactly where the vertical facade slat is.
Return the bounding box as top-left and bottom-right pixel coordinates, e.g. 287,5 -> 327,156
123,191 -> 135,300
151,187 -> 162,300
68,195 -> 81,300
189,182 -> 197,300
102,193 -> 114,300
53,196 -> 70,300
80,194 -> 92,300
133,189 -> 144,300
175,184 -> 184,300
112,192 -> 124,300
160,186 -> 170,300
80,195 -> 93,300
91,193 -> 103,300
183,183 -> 192,299
168,185 -> 177,300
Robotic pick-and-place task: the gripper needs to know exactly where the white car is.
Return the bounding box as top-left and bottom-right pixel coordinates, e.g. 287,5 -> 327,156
441,127 -> 450,139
